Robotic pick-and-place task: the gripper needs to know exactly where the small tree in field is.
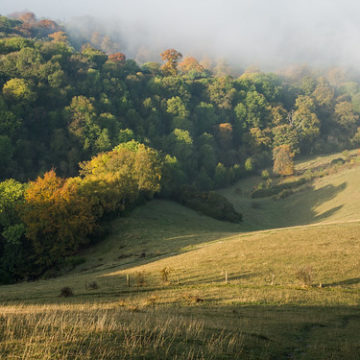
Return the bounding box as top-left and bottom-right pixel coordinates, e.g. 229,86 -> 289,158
273,144 -> 294,176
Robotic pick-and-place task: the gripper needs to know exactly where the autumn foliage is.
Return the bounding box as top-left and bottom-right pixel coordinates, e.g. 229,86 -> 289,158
17,142 -> 161,271
160,49 -> 182,76
48,31 -> 68,43
272,145 -> 295,176
108,52 -> 126,64
79,141 -> 162,215
21,170 -> 96,267
217,123 -> 233,149
178,56 -> 204,73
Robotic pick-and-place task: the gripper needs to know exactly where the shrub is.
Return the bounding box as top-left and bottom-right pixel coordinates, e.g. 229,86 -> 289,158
251,177 -> 307,199
261,169 -> 270,180
296,266 -> 313,287
274,189 -> 294,200
136,271 -> 146,287
183,293 -> 204,304
342,150 -> 350,161
176,188 -> 242,223
59,287 -> 74,297
244,158 -> 253,172
330,157 -> 345,166
304,169 -> 314,181
86,281 -> 99,290
160,266 -> 172,283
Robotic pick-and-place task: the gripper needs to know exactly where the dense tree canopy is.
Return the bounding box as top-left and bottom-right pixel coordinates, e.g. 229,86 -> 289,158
1,13 -> 360,283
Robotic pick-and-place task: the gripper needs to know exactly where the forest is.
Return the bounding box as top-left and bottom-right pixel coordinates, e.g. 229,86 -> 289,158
1,12 -> 360,283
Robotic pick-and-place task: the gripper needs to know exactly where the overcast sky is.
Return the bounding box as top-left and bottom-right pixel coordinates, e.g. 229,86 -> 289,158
1,0 -> 360,69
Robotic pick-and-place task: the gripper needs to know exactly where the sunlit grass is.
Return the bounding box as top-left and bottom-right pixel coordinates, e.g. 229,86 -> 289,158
1,151 -> 360,359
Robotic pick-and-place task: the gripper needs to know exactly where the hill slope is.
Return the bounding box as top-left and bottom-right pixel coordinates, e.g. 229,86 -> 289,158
220,150 -> 360,229
1,151 -> 360,359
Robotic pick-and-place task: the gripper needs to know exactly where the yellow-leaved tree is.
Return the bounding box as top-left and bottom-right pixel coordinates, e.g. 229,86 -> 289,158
272,144 -> 295,176
78,141 -> 162,216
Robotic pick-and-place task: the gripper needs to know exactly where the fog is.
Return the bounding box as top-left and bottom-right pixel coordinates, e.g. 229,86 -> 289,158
1,0 -> 360,69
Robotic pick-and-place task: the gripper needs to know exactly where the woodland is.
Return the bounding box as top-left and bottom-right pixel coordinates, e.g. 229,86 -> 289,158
1,12 -> 360,283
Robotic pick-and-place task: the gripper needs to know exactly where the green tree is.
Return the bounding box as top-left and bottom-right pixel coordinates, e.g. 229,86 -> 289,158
292,95 -> 320,150
193,102 -> 218,135
335,101 -> 359,131
214,162 -> 228,188
167,96 -> 190,131
2,78 -> 36,104
167,128 -> 194,164
79,142 -> 162,214
244,91 -> 270,128
161,154 -> 187,196
81,46 -> 107,69
95,128 -> 112,152
0,135 -> 14,177
66,96 -> 100,154
0,179 -> 28,283
195,167 -> 213,191
0,179 -> 25,229
208,77 -> 236,110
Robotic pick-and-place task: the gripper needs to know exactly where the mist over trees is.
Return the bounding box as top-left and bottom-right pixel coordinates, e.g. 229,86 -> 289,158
1,12 -> 360,282
3,0 -> 360,69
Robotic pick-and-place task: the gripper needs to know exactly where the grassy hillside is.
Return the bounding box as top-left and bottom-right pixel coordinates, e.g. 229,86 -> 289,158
220,149 -> 360,229
1,151 -> 360,359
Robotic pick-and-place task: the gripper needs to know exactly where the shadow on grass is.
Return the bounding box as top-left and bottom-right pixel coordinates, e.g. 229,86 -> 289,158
1,297 -> 360,360
290,182 -> 347,226
177,272 -> 260,286
241,182 -> 348,230
323,277 -> 360,288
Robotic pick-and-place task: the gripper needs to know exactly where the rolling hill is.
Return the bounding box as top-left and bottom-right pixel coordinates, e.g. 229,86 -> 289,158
1,150 -> 360,359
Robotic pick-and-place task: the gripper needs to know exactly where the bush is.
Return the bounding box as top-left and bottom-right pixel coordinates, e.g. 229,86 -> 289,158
296,266 -> 313,287
261,170 -> 270,180
251,177 -> 307,199
342,150 -> 350,161
86,281 -> 99,290
244,158 -> 253,172
136,271 -> 146,287
330,157 -> 345,166
176,188 -> 242,223
304,169 -> 314,181
59,287 -> 74,297
160,266 -> 172,283
274,189 -> 293,200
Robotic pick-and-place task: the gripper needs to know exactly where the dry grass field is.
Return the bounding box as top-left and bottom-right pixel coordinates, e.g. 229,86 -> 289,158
1,151 -> 360,359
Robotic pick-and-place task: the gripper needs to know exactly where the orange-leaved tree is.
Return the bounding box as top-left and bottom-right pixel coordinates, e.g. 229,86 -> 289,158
160,49 -> 182,76
21,170 -> 96,268
48,31 -> 68,43
108,52 -> 126,64
178,56 -> 204,74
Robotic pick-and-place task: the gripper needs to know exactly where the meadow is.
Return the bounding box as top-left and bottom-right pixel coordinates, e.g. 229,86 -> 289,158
1,151 -> 360,359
